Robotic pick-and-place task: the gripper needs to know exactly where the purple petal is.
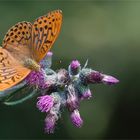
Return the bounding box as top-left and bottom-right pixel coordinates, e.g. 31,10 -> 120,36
36,95 -> 54,112
70,60 -> 80,69
81,89 -> 92,100
47,51 -> 53,57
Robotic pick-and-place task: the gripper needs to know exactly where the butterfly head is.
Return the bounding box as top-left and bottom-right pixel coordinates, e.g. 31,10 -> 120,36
24,58 -> 40,71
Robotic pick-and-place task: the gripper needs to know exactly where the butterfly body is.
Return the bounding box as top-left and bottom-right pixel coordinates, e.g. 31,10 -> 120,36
0,10 -> 62,91
24,58 -> 40,71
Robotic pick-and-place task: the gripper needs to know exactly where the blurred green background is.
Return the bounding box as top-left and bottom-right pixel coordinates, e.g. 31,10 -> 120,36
0,0 -> 140,139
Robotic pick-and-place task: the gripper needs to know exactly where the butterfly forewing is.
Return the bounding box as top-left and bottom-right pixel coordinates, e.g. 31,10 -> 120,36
0,47 -> 30,91
2,22 -> 33,62
32,10 -> 62,62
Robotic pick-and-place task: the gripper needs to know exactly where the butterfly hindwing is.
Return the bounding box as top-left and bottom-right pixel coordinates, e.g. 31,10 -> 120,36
0,47 -> 31,91
32,10 -> 62,62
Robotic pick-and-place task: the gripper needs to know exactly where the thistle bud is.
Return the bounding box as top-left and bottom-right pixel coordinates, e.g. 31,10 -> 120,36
66,84 -> 79,111
70,109 -> 83,128
79,68 -> 103,84
69,60 -> 81,75
102,75 -> 119,85
44,92 -> 61,134
75,82 -> 92,100
44,114 -> 57,134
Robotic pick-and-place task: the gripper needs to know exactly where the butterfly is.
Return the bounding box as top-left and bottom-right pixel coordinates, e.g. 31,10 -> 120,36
0,10 -> 62,91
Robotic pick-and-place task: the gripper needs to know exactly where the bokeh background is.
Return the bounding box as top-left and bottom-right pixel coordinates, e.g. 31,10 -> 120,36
0,0 -> 140,139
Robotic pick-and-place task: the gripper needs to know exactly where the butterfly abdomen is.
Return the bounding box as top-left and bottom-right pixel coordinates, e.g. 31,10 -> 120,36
24,58 -> 40,71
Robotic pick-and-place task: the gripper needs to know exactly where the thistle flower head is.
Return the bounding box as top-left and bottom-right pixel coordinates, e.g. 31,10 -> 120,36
47,51 -> 53,57
71,60 -> 80,69
69,60 -> 81,75
102,75 -> 119,85
66,84 -> 79,111
37,95 -> 54,112
26,69 -> 48,89
87,71 -> 103,83
71,109 -> 83,128
79,68 -> 103,84
44,114 -> 57,134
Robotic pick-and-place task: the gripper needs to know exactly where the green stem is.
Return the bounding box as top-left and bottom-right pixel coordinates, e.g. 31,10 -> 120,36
3,89 -> 38,106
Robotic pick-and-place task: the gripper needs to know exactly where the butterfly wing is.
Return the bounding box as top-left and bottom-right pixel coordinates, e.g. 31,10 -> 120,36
0,47 -> 31,91
2,22 -> 33,63
32,10 -> 62,62
0,10 -> 62,90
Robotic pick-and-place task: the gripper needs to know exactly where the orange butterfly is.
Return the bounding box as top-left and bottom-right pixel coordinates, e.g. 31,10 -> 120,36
0,10 -> 62,91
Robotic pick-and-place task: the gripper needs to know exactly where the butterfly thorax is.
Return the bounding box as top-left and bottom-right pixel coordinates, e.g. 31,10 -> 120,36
24,58 -> 40,71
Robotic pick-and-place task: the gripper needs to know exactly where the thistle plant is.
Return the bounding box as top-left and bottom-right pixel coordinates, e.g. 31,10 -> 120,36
0,51 -> 119,134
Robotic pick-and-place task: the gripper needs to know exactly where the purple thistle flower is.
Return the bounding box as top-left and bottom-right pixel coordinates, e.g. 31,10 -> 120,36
37,95 -> 54,112
71,60 -> 80,69
44,114 -> 56,134
66,85 -> 79,111
102,75 -> 119,85
71,109 -> 83,128
47,51 -> 53,57
26,69 -> 48,89
69,60 -> 81,75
